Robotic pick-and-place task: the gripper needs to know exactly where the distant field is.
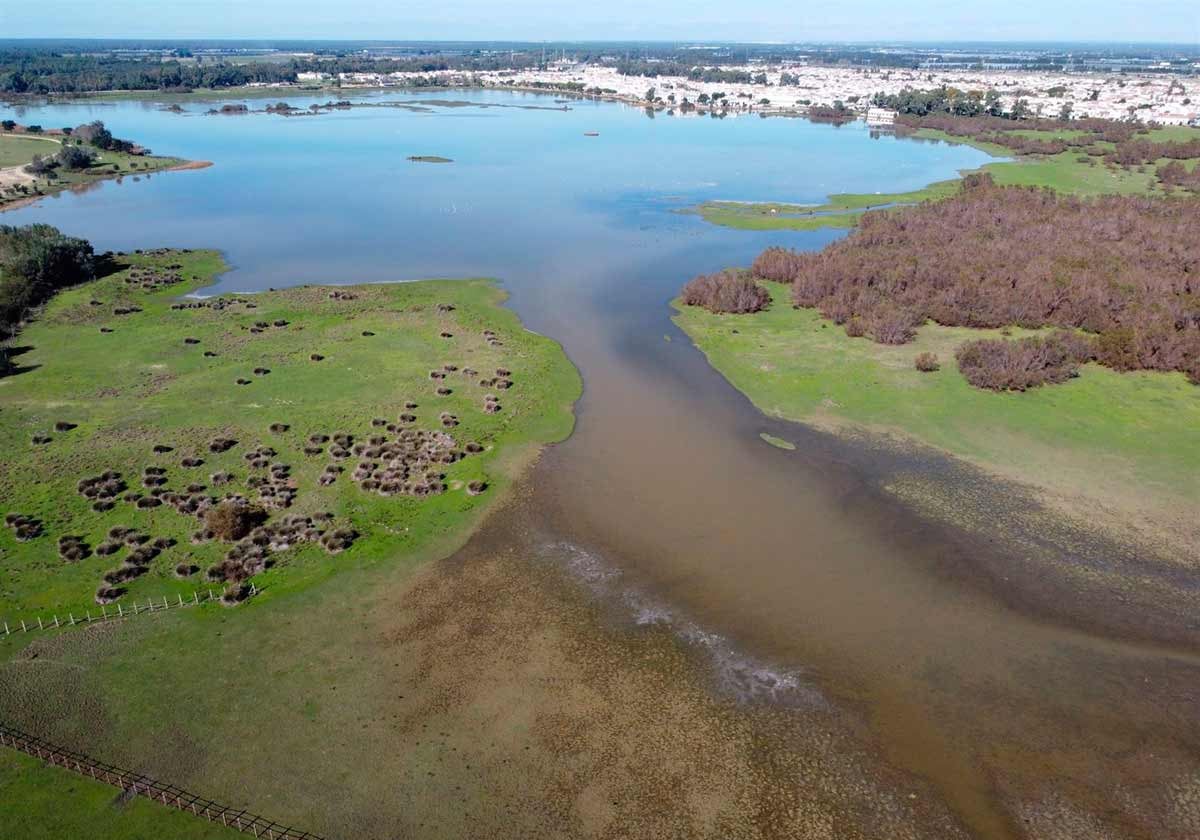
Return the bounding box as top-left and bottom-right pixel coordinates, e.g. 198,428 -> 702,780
691,121 -> 1198,231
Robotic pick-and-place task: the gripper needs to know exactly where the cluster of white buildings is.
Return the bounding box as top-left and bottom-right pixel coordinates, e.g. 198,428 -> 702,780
312,62 -> 1198,125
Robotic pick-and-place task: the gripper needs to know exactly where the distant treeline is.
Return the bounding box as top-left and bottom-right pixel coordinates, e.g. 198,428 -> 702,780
743,175 -> 1200,386
1,225 -> 95,342
613,61 -> 766,84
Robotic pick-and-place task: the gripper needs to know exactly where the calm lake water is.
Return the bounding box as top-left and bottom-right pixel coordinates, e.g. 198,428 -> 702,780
4,91 -> 1196,839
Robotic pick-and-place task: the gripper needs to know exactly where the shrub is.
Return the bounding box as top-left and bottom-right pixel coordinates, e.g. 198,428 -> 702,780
681,269 -> 770,314
914,352 -> 940,372
204,501 -> 268,542
955,332 -> 1093,391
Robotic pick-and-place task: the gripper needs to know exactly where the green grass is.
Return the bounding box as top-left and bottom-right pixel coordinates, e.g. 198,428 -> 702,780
0,248 -> 580,837
1141,125 -> 1200,143
0,133 -> 62,167
0,249 -> 580,620
982,152 -> 1159,195
673,282 -> 1200,528
0,750 -> 239,840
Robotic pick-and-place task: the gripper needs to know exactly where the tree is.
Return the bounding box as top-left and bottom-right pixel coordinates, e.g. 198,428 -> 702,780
55,145 -> 96,170
1,119 -> 15,131
1058,102 -> 1074,121
984,90 -> 1004,116
644,86 -> 656,102
0,224 -> 95,337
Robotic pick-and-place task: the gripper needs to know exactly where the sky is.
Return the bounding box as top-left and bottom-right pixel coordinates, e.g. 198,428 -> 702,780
2,0 -> 1198,44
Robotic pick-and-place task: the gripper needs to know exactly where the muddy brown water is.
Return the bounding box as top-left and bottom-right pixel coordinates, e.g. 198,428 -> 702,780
459,254 -> 1200,838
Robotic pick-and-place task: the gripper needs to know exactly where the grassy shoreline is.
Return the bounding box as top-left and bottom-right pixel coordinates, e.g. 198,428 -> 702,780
672,283 -> 1200,555
0,248 -> 580,620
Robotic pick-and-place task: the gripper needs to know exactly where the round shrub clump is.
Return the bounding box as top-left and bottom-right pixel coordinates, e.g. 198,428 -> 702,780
955,331 -> 1093,391
204,500 -> 268,542
914,352 -> 941,372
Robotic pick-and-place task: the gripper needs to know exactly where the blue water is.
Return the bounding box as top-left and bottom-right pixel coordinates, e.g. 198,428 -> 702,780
1,90 -> 989,297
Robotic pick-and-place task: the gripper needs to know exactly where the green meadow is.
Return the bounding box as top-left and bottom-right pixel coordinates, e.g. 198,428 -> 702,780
0,249 -> 579,619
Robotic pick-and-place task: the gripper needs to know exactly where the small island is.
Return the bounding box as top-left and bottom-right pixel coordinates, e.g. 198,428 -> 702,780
407,155 -> 453,163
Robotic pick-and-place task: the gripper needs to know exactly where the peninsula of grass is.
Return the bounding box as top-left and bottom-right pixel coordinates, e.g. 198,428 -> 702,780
0,248 -> 580,619
0,132 -> 200,211
673,280 -> 1200,551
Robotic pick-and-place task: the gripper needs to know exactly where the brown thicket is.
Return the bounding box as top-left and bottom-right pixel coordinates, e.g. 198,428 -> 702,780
751,178 -> 1200,384
1158,161 -> 1200,193
956,332 -> 1094,391
681,269 -> 771,314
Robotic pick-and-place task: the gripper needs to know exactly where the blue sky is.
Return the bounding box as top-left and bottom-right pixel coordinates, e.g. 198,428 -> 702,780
3,0 -> 1198,43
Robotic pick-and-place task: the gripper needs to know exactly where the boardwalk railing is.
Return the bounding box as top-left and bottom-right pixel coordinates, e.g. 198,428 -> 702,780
0,723 -> 322,840
1,584 -> 256,639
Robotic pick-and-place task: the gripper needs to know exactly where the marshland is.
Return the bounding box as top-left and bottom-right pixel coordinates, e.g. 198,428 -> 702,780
2,88 -> 1199,840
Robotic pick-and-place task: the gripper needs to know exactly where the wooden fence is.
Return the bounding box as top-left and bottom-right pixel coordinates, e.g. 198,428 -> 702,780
1,584 -> 256,640
0,722 -> 323,839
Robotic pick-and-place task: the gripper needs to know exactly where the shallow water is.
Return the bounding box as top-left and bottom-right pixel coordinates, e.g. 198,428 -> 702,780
4,91 -> 1197,838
